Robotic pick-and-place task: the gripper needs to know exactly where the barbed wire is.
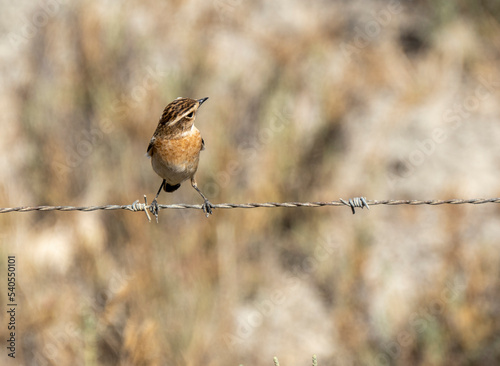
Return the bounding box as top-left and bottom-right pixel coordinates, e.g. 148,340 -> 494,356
0,197 -> 499,222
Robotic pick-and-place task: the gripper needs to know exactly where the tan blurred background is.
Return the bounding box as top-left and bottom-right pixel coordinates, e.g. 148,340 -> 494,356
1,0 -> 500,365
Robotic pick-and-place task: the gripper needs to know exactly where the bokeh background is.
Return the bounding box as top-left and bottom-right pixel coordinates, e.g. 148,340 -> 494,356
1,0 -> 500,365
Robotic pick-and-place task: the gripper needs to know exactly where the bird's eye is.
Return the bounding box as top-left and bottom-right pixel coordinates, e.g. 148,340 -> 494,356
186,111 -> 194,118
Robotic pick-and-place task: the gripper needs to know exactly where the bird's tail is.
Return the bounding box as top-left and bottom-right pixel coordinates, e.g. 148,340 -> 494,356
163,183 -> 181,192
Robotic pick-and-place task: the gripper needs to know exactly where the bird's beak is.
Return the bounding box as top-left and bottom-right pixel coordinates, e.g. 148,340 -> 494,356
197,97 -> 209,106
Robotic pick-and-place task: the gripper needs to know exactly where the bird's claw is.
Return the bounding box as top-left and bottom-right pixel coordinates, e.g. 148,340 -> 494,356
202,199 -> 213,217
150,199 -> 160,223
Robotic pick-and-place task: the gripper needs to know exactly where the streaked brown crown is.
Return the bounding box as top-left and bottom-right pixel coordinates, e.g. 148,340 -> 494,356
147,97 -> 208,154
159,98 -> 199,126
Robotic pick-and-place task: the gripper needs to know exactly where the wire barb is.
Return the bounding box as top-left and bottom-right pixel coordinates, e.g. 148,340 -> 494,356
127,196 -> 151,222
340,197 -> 370,214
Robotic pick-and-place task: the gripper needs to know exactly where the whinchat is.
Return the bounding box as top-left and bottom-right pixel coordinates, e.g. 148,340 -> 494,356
147,97 -> 213,218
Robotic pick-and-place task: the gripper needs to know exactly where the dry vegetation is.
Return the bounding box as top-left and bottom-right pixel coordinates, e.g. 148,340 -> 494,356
1,0 -> 500,365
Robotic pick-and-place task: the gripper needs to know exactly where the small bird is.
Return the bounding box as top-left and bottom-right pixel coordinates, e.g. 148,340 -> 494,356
147,97 -> 213,219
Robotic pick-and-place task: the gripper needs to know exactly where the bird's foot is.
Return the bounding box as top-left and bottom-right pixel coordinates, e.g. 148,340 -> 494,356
202,199 -> 214,217
149,198 -> 160,223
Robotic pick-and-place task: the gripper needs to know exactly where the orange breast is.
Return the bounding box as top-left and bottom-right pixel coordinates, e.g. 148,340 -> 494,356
150,128 -> 203,184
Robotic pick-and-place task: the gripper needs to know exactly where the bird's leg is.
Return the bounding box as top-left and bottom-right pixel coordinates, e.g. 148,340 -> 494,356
150,179 -> 165,222
191,176 -> 213,217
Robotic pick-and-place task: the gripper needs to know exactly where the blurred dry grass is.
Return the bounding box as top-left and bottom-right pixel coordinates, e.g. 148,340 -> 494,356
1,0 -> 500,365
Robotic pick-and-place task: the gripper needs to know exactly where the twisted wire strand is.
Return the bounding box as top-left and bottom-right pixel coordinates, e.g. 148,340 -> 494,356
0,197 -> 499,214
